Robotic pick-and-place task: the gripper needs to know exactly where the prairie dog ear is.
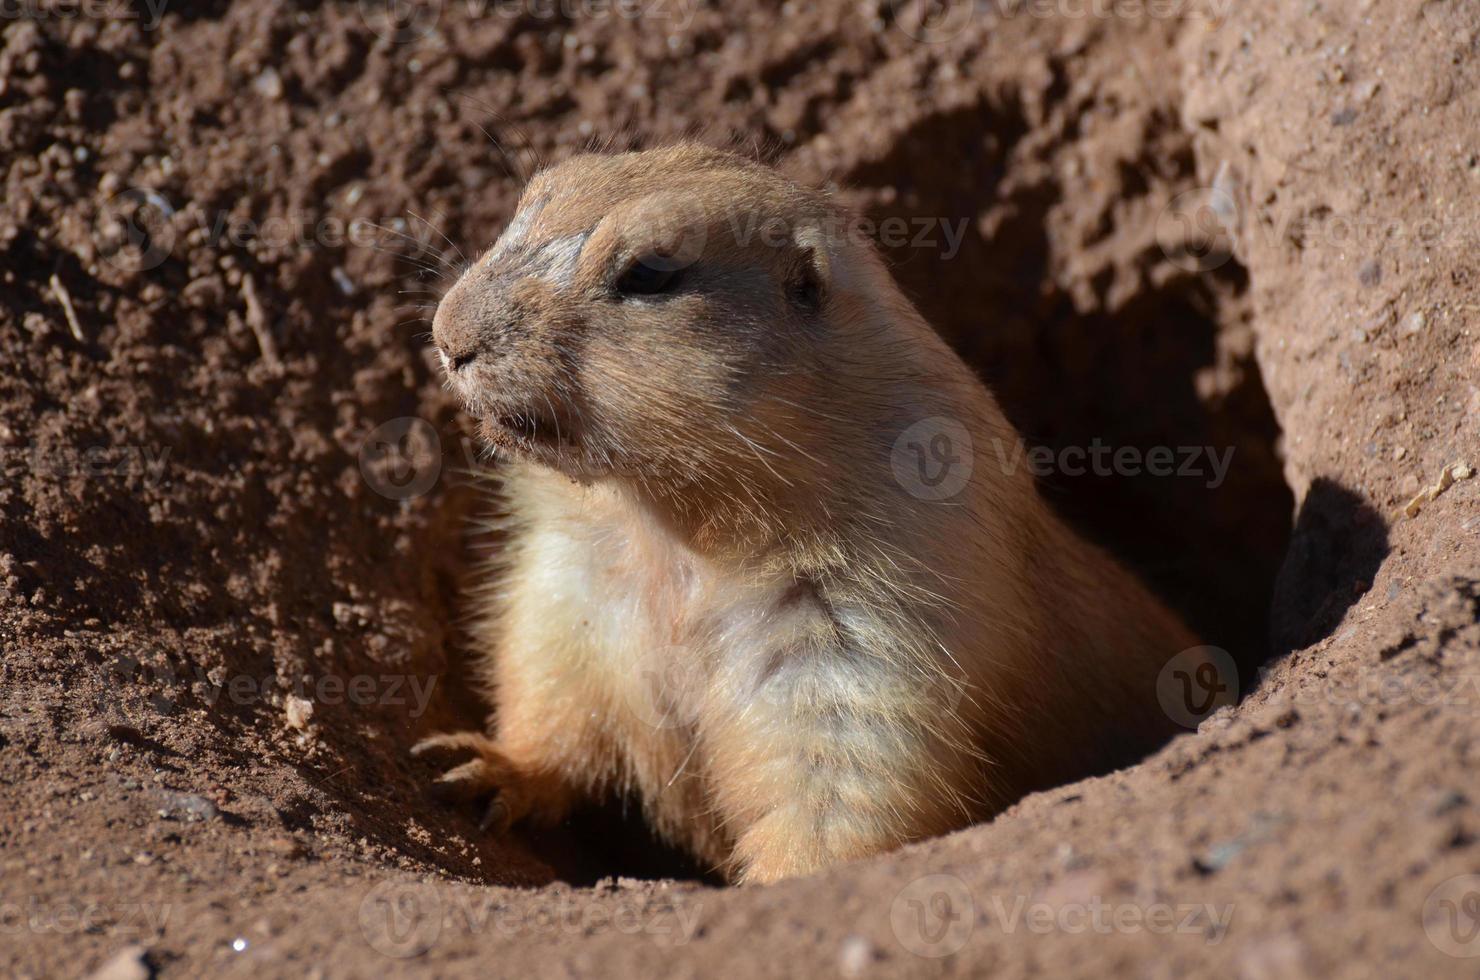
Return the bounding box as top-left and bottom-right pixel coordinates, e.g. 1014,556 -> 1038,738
787,223 -> 831,315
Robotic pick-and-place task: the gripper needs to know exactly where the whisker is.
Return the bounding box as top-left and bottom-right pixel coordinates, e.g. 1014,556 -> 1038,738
453,92 -> 538,185
359,222 -> 460,273
358,242 -> 450,279
407,208 -> 469,271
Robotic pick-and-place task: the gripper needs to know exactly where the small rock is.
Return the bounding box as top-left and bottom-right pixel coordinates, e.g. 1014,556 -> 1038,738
1404,310 -> 1427,335
1357,259 -> 1382,286
1194,839 -> 1246,874
156,790 -> 220,822
1404,460 -> 1474,517
331,267 -> 355,296
85,945 -> 153,980
837,934 -> 876,978
22,311 -> 52,337
253,68 -> 284,100
284,695 -> 314,731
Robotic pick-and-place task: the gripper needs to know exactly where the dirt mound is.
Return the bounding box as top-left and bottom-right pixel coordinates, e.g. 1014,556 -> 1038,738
2,2 -> 1478,976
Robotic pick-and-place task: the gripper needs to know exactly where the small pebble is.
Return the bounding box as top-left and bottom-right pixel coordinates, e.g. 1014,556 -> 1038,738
253,68 -> 284,100
156,790 -> 220,822
838,934 -> 876,977
84,945 -> 152,980
285,695 -> 314,731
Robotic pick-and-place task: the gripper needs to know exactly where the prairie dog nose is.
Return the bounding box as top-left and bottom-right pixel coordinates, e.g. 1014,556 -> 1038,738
432,276 -> 489,371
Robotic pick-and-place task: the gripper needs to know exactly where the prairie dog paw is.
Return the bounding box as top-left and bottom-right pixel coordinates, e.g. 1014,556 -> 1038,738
411,731 -> 548,835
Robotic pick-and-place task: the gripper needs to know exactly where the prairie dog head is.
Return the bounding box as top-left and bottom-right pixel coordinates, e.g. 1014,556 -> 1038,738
432,143 -> 973,519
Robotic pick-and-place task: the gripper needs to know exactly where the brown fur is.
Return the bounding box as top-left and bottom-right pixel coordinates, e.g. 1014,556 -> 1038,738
414,143 -> 1200,883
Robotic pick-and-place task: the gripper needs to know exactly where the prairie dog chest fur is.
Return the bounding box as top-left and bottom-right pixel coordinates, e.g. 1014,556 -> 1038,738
490,460 -> 980,877
498,463 -> 840,807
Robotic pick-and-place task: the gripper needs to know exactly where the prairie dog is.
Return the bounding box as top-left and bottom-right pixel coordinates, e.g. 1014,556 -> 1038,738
415,143 -> 1199,884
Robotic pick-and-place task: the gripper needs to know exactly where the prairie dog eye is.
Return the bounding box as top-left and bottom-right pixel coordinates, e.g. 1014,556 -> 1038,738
787,250 -> 823,314
615,253 -> 682,296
